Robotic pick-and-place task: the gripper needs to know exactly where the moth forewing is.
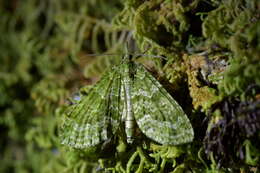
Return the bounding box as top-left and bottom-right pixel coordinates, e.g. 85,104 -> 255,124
60,67 -> 121,148
131,63 -> 194,145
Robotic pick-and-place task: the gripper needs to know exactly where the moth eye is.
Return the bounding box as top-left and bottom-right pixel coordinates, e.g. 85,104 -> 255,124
72,94 -> 81,102
66,93 -> 82,105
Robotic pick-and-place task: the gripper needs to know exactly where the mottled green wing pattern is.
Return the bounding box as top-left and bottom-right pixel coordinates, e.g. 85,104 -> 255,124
132,64 -> 194,145
60,66 -> 122,149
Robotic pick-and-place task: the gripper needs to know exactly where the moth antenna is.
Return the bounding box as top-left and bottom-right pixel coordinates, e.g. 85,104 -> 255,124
85,53 -> 122,57
85,53 -> 167,61
86,53 -> 166,60
134,54 -> 167,60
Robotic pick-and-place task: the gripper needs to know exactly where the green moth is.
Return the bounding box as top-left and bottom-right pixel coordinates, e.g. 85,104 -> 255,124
60,53 -> 194,149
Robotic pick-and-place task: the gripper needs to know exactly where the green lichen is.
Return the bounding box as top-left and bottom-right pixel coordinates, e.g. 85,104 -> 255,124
184,54 -> 222,111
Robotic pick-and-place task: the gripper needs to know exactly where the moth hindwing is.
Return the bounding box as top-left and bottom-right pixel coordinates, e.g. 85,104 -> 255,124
60,54 -> 194,149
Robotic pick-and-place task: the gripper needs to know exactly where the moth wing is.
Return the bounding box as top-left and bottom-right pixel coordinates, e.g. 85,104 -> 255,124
60,66 -> 122,148
132,64 -> 194,145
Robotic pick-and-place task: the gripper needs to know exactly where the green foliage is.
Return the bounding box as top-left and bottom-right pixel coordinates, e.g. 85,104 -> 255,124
0,0 -> 259,173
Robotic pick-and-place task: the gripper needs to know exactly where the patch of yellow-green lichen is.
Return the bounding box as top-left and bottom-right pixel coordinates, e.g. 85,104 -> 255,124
184,54 -> 222,111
